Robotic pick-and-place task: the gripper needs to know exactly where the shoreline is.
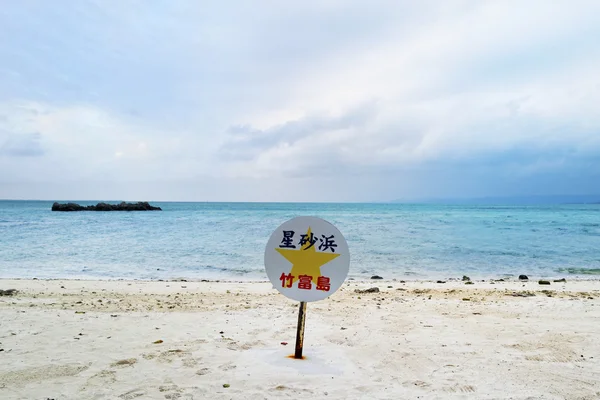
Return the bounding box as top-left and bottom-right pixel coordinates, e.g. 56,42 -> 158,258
2,277 -> 600,301
3,274 -> 600,284
2,279 -> 599,399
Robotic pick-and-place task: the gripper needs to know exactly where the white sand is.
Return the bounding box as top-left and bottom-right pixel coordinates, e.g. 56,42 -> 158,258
1,278 -> 600,399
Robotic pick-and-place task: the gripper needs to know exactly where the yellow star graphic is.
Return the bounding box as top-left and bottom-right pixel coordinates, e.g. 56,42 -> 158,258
275,227 -> 340,283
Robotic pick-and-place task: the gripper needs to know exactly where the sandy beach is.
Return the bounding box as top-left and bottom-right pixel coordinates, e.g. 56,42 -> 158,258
1,278 -> 599,400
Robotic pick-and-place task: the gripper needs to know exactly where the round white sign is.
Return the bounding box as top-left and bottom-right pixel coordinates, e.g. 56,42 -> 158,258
264,216 -> 350,302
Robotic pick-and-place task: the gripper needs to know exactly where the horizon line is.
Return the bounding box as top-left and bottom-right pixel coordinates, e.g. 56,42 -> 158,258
1,194 -> 599,206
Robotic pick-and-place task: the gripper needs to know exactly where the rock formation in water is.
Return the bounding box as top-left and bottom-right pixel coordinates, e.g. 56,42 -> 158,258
51,202 -> 162,211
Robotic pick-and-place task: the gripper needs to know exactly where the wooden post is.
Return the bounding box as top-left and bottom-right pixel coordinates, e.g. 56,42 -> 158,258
294,301 -> 307,359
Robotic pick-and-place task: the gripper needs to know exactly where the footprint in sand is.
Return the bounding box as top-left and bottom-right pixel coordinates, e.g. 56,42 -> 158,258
507,340 -> 582,363
143,349 -> 198,367
403,380 -> 431,389
119,388 -> 147,399
218,362 -> 237,371
226,339 -> 264,351
84,369 -> 117,388
159,381 -> 198,399
159,384 -> 183,399
111,358 -> 137,368
443,384 -> 476,393
0,363 -> 90,387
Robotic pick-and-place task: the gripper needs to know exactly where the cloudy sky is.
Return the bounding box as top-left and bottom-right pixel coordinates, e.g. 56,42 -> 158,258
1,1 -> 599,202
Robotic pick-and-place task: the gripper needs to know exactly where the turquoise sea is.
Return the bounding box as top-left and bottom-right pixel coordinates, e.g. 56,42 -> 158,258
1,201 -> 599,280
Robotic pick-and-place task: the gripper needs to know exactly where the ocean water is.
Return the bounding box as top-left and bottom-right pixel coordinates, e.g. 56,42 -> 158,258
1,201 -> 599,281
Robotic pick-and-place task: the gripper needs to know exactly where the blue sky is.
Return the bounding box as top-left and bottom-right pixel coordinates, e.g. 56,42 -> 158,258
1,1 -> 599,201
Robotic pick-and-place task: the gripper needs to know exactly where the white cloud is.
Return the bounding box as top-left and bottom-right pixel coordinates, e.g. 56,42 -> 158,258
0,101 -> 219,183
218,1 -> 600,181
1,0 -> 600,200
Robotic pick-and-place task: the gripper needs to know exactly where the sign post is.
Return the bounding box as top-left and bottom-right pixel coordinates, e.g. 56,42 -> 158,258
264,216 -> 350,359
295,301 -> 307,358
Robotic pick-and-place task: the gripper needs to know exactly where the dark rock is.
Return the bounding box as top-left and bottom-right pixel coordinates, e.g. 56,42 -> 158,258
52,201 -> 161,212
52,202 -> 85,211
462,275 -> 471,281
538,280 -> 551,285
554,278 -> 567,283
355,287 -> 380,294
96,202 -> 113,211
519,275 -> 529,280
436,281 -> 446,284
0,289 -> 18,296
371,275 -> 383,280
